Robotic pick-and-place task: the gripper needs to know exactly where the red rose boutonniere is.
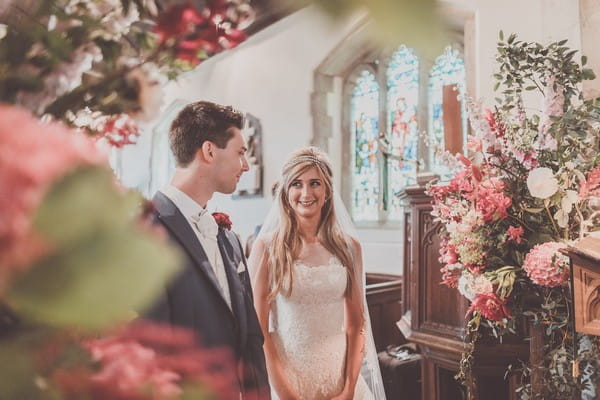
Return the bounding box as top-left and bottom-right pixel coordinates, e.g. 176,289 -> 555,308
212,212 -> 232,230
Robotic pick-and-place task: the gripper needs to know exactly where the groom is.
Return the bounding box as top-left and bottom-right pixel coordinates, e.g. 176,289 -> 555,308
146,101 -> 270,399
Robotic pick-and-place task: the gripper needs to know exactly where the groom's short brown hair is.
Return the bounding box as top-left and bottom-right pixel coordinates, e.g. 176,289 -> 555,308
169,101 -> 244,167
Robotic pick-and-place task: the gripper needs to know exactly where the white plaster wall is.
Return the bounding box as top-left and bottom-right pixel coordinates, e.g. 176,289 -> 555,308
117,1 -> 588,275
445,0 -> 581,103
580,0 -> 600,98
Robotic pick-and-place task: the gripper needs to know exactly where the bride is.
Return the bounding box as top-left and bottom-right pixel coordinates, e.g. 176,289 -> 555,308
248,147 -> 385,400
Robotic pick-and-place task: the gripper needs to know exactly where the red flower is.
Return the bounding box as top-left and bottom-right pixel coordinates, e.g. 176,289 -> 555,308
155,3 -> 207,44
212,212 -> 232,230
99,114 -> 140,148
466,293 -> 511,322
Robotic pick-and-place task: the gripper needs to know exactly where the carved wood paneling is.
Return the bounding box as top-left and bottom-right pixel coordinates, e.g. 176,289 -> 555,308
419,204 -> 467,337
573,265 -> 600,335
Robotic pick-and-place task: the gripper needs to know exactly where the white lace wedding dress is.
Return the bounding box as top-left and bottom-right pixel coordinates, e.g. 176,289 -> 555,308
269,245 -> 374,400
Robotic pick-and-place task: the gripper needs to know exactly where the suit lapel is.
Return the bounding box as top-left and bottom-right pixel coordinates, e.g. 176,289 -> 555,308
218,230 -> 248,352
153,192 -> 233,314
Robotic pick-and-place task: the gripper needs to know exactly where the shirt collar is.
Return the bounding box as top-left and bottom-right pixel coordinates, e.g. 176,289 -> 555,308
160,185 -> 207,221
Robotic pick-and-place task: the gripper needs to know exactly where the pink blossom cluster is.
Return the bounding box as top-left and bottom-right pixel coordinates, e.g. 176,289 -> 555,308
429,156 -> 512,285
507,226 -> 525,243
579,166 -> 600,198
0,105 -> 105,289
522,242 -> 570,287
467,177 -> 512,222
53,321 -> 241,400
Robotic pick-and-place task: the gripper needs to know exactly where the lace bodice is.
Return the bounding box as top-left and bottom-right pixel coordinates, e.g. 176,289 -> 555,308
269,256 -> 373,399
270,257 -> 346,338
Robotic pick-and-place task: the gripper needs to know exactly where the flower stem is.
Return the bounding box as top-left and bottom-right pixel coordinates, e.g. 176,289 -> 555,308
544,200 -> 561,238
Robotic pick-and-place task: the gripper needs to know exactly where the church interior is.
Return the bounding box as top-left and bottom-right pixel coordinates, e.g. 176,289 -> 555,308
1,0 -> 600,399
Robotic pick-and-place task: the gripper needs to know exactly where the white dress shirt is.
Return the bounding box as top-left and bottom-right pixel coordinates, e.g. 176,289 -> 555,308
160,185 -> 232,310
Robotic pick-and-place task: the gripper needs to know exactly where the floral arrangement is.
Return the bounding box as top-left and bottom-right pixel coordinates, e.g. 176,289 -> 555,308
428,33 -> 600,398
0,0 -> 254,146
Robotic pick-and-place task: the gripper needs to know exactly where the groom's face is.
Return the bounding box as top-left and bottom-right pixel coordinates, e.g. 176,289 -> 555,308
212,127 -> 249,194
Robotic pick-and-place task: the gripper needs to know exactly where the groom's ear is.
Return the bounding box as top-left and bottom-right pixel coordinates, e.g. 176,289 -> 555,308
198,141 -> 216,163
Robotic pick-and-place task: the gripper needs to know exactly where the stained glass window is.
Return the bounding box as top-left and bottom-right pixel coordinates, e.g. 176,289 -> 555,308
428,46 -> 467,178
350,70 -> 380,221
386,45 -> 419,219
345,44 -> 465,224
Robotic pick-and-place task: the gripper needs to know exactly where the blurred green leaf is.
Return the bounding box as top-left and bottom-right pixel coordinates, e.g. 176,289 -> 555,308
0,325 -> 63,400
8,167 -> 181,329
33,168 -> 139,246
310,0 -> 444,59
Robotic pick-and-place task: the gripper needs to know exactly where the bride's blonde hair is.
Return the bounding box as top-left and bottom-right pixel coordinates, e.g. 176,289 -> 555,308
266,147 -> 355,301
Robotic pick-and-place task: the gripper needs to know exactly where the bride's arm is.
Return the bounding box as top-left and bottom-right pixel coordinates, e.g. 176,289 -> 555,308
334,238 -> 367,400
248,238 -> 300,400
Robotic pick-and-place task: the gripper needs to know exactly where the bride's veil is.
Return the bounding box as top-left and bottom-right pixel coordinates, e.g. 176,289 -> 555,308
249,184 -> 386,400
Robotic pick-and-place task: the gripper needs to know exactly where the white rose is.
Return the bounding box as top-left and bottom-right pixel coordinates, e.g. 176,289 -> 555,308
527,167 -> 558,199
458,274 -> 476,300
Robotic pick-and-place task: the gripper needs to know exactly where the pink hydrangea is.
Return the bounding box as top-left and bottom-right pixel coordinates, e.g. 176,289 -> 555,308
522,242 -> 570,287
0,105 -> 105,289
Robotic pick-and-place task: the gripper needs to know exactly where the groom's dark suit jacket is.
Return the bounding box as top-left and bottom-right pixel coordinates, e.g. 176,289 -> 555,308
146,192 -> 270,399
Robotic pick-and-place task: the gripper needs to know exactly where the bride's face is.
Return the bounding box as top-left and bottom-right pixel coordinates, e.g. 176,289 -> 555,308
287,166 -> 327,220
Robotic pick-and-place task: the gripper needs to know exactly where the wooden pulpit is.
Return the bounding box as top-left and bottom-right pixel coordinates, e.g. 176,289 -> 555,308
564,235 -> 600,336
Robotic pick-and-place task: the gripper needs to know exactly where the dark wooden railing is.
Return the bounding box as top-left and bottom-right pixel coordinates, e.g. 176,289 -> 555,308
366,273 -> 405,351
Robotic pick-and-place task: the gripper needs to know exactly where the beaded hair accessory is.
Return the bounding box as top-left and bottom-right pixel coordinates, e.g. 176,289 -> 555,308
283,155 -> 332,175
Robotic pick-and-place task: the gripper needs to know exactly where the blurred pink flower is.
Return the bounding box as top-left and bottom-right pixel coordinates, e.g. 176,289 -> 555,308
522,242 -> 570,287
54,321 -> 241,400
0,105 -> 105,288
86,339 -> 182,399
